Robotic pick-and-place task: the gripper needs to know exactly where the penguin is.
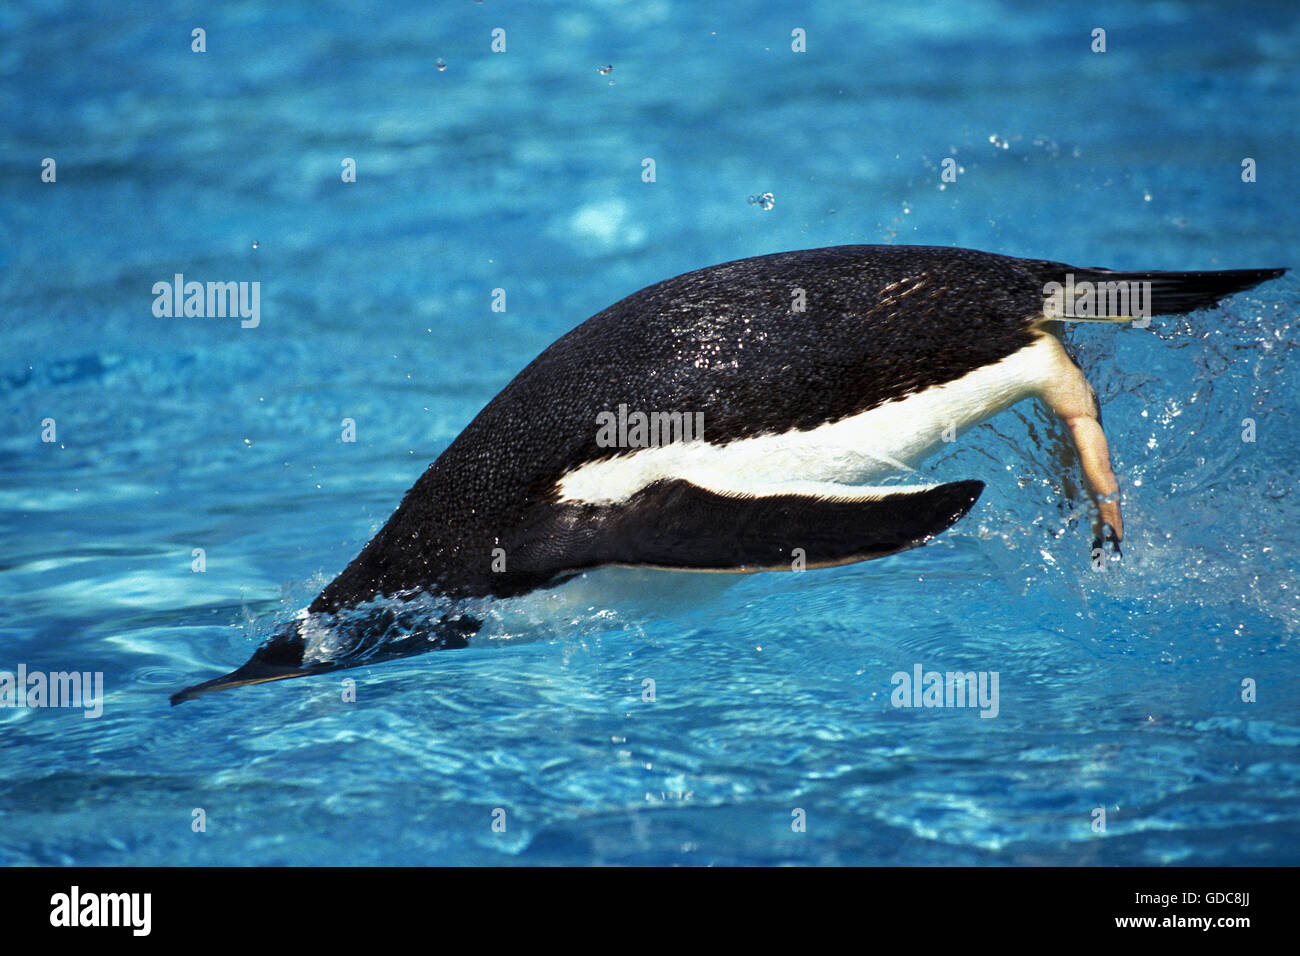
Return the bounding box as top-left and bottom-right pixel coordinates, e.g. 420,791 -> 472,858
170,244 -> 1285,704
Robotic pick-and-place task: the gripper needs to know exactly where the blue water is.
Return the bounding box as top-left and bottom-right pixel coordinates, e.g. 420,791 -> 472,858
2,0 -> 1298,865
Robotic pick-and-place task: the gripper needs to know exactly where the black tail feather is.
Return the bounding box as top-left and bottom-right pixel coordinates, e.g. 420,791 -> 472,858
1062,266 -> 1286,317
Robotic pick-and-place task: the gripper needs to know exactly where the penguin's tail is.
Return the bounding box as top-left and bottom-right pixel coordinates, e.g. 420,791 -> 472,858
1042,266 -> 1286,321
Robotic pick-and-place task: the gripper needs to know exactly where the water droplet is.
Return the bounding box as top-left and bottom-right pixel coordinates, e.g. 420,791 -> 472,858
1264,474 -> 1290,500
747,191 -> 775,210
598,64 -> 613,75
435,58 -> 447,71
989,133 -> 1010,150
251,240 -> 259,250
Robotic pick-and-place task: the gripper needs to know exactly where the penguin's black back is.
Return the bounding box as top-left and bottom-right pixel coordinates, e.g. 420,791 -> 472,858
311,244 -> 1062,608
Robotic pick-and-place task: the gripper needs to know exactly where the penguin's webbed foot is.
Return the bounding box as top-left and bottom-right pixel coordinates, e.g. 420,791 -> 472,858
1091,521 -> 1122,563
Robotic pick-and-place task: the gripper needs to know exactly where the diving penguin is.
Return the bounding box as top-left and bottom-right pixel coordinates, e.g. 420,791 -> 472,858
171,244 -> 1285,704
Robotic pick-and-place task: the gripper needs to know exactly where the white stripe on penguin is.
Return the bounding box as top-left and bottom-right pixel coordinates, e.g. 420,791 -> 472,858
556,334 -> 1062,505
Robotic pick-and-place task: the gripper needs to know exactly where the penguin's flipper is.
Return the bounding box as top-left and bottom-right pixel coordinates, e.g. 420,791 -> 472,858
542,478 -> 984,574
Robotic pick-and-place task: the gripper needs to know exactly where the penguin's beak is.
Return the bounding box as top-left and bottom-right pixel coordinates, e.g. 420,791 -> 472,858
170,619 -> 325,705
169,606 -> 482,705
169,660 -> 333,705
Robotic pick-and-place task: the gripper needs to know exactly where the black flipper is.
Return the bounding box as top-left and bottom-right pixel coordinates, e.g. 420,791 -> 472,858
507,478 -> 985,576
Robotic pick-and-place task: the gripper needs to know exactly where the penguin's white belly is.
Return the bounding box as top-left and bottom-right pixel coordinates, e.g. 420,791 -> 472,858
556,334 -> 1059,505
